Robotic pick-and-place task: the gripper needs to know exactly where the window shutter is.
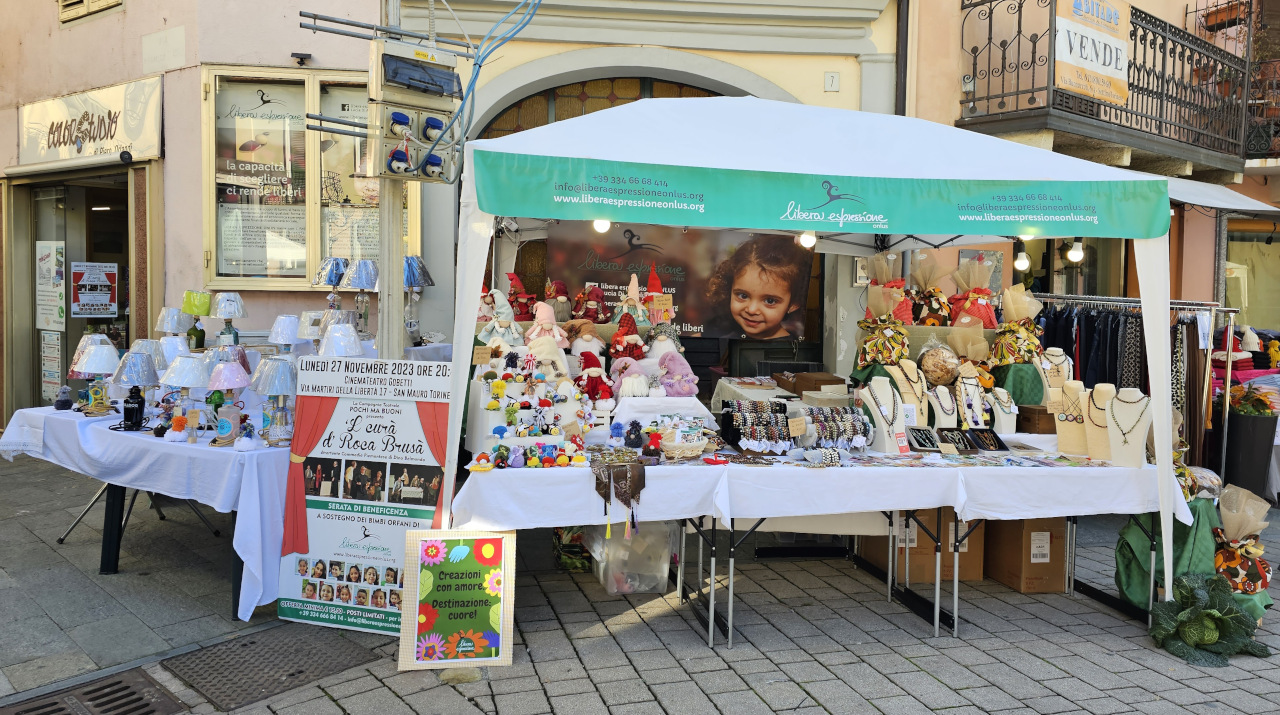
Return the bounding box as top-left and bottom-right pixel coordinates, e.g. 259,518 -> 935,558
58,0 -> 88,22
87,0 -> 122,11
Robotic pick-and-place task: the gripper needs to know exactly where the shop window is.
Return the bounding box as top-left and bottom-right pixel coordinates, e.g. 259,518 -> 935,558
480,79 -> 716,139
1225,230 -> 1280,331
59,0 -> 121,22
1015,237 -> 1124,296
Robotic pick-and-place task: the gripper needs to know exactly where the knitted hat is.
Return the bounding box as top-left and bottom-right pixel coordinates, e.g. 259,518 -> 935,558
580,351 -> 603,372
587,285 -> 605,303
532,301 -> 557,325
645,322 -> 684,352
506,272 -> 533,299
549,280 -> 569,300
659,351 -> 694,375
610,357 -> 639,382
491,290 -> 514,321
626,274 -> 640,304
563,319 -> 597,343
645,266 -> 662,301
615,312 -> 638,337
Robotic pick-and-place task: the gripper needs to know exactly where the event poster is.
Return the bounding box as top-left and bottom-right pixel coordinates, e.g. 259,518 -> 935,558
277,357 -> 452,635
398,530 -> 516,669
35,241 -> 65,331
69,262 -> 117,318
544,221 -> 813,340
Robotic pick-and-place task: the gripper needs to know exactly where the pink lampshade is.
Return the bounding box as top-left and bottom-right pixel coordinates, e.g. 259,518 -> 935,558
207,362 -> 251,391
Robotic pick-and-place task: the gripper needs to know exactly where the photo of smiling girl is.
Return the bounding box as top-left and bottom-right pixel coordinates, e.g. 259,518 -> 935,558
363,566 -> 380,586
703,235 -> 813,340
346,565 -> 361,583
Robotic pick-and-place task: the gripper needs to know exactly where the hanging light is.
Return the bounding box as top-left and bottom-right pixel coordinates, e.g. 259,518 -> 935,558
1013,237 -> 1030,272
1067,239 -> 1085,263
798,231 -> 817,248
592,219 -> 611,233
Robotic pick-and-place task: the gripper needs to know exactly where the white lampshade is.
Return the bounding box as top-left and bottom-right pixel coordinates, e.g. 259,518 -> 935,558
111,351 -> 160,387
73,345 -> 121,376
129,339 -> 169,373
161,354 -> 212,389
200,344 -> 252,375
213,292 -> 248,319
318,324 -> 364,357
297,311 -> 325,341
269,315 -> 304,345
252,356 -> 297,396
207,362 -> 251,391
159,335 -> 191,365
154,307 -> 195,334
319,309 -> 358,337
68,334 -> 113,379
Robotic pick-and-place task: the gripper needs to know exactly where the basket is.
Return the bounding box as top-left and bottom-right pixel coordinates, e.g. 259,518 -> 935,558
660,429 -> 708,460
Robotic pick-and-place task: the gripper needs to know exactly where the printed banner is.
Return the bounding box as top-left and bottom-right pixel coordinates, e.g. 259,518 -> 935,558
69,262 -> 118,318
1055,0 -> 1131,106
35,241 -> 65,331
398,530 -> 515,669
41,331 -> 62,402
277,357 -> 452,635
545,222 -> 814,340
19,77 -> 162,165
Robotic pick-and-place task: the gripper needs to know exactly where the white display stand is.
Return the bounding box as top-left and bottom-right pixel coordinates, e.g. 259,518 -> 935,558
955,377 -> 986,429
1107,388 -> 1153,468
1084,384 -> 1115,461
1056,380 -> 1089,456
610,396 -> 715,430
886,360 -> 928,427
859,376 -> 907,454
1035,347 -> 1072,406
927,385 -> 958,429
985,387 -> 1017,436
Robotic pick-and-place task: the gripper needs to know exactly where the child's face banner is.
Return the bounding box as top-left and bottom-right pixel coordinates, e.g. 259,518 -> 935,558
545,222 -> 813,340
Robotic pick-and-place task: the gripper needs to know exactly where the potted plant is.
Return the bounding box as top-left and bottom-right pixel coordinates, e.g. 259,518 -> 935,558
1202,1 -> 1248,33
1213,384 -> 1278,502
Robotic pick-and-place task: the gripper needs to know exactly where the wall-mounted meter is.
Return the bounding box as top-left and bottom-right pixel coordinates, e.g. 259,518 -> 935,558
366,38 -> 463,183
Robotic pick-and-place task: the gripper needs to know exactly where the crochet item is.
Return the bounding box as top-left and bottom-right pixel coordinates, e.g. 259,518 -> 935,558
547,280 -> 573,322
642,265 -> 674,325
644,322 -> 683,355
573,286 -> 609,324
477,290 -> 525,346
575,352 -> 613,402
506,273 -> 535,322
611,274 -> 652,327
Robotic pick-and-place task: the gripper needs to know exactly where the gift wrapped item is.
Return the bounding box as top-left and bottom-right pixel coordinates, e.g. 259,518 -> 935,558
908,250 -> 955,326
856,314 -> 908,369
990,286 -> 1044,366
1214,485 -> 1273,596
863,252 -> 914,324
949,259 -> 998,329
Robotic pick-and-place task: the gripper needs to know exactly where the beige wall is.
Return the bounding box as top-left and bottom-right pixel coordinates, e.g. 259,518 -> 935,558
1180,210 -> 1218,302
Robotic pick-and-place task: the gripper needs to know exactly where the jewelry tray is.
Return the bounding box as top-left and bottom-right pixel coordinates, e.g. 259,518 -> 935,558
906,426 -> 940,452
935,428 -> 977,455
963,428 -> 1010,453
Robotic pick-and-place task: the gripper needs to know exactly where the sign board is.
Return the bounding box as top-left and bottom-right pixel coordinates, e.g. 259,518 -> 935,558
1055,0 -> 1131,106
69,262 -> 118,318
277,357 -> 452,635
20,77 -> 162,165
398,530 -> 515,669
41,331 -> 62,402
35,241 -> 65,331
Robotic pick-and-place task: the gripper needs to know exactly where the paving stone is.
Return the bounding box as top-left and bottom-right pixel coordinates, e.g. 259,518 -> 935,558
888,670 -> 971,709
534,659 -> 588,683
829,662 -> 908,699
1024,695 -> 1081,714
596,680 -> 654,706
544,679 -> 597,697
708,689 -> 776,715
1077,697 -> 1138,715
1131,702 -> 1195,715
0,615 -> 82,668
798,679 -> 879,714
589,665 -> 640,684
626,649 -> 679,672
765,648 -> 816,665
1107,687 -> 1162,704
493,691 -> 552,715
65,613 -> 171,668
777,660 -> 835,683
649,681 -> 716,715
278,697 -> 344,715
265,685 -> 327,710
678,656 -> 726,674
549,692 -> 609,715
338,687 -> 414,715
957,685 -> 1024,711
1,650 -> 98,692
869,694 -> 934,715
491,676 -> 543,695
689,668 -> 746,694
1043,676 -> 1109,702
729,658 -> 782,676
638,667 -> 691,685
576,637 -> 629,669
607,702 -> 665,715
970,662 -> 1054,699
864,652 -> 920,675
325,674 -> 385,699
524,631 -> 577,662
815,650 -> 861,666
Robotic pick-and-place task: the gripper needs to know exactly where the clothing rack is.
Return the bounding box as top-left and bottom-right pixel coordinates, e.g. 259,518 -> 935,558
1031,293 -> 1239,315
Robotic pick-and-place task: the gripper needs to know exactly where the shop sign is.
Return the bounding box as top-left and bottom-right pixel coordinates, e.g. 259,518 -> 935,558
19,77 -> 162,165
397,530 -> 515,669
1054,0 -> 1131,106
277,357 -> 452,635
35,241 -> 65,331
69,262 -> 118,318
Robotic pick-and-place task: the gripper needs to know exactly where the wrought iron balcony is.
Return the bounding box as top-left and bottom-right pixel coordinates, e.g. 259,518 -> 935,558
959,0 -> 1251,170
1246,59 -> 1280,158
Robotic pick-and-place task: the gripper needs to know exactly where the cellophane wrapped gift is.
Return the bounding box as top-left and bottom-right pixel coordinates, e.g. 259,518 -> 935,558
948,259 -> 998,328
1214,485 -> 1273,596
863,252 -> 914,324
908,251 -> 954,327
947,327 -> 995,388
990,285 -> 1044,366
858,285 -> 909,368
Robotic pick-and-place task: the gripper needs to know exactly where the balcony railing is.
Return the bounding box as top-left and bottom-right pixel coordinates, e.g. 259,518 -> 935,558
960,0 -> 1251,160
1246,59 -> 1280,158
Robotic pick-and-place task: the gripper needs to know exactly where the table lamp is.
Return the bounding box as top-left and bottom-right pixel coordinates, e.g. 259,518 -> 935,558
213,292 -> 248,346
110,352 -> 160,431
181,290 -> 213,349
160,354 -> 212,420
200,344 -> 252,375
339,259 -> 378,337
154,307 -> 195,364
403,255 -> 435,346
129,338 -> 169,375
72,344 -> 121,416
297,310 -> 325,353
67,333 -> 113,380
319,324 -> 365,357
314,257 -> 349,309
319,309 -> 358,341
255,357 -> 298,447
268,315 -> 304,354
207,362 -> 251,448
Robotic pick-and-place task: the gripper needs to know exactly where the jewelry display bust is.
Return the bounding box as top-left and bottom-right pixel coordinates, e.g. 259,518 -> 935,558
955,376 -> 986,429
859,376 -> 907,454
985,387 -> 1017,435
1036,347 -> 1072,405
1084,383 -> 1115,461
886,359 -> 928,426
926,385 -> 958,429
1055,380 -> 1088,456
1107,387 -> 1152,468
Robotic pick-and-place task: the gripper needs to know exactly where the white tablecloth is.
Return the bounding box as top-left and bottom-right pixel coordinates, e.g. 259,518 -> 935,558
0,407 -> 288,620
709,379 -> 796,408
611,396 -> 715,429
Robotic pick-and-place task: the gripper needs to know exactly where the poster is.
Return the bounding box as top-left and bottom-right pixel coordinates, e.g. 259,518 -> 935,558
35,241 -> 65,331
69,262 -> 118,318
1054,0 -> 1130,105
41,332 -> 62,402
276,357 -> 452,635
398,530 -> 515,669
216,204 -> 307,277
544,222 -> 814,340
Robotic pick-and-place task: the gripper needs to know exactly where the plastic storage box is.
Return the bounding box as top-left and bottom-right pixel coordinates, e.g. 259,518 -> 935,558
583,521 -> 677,595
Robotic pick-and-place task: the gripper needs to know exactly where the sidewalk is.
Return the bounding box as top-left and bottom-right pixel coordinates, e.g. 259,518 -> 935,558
2,456 -> 1278,714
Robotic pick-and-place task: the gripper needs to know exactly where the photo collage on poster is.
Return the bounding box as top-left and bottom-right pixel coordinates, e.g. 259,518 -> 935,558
294,555 -> 405,614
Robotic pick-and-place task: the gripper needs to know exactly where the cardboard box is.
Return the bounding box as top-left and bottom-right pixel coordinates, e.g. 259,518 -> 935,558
801,391 -> 852,408
773,372 -> 846,396
856,507 -> 985,583
983,518 -> 1067,594
1016,405 -> 1056,434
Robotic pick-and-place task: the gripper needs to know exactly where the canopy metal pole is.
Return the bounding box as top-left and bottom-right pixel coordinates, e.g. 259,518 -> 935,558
377,1 -> 407,360
1219,311 -> 1236,480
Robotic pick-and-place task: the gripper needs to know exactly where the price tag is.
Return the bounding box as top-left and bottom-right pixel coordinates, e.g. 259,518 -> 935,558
879,405 -> 889,417
562,420 -> 582,437
787,417 -> 807,437
903,404 -> 917,426
977,298 -> 988,305
958,362 -> 979,379
948,522 -> 970,553
883,329 -> 894,338
939,443 -> 959,455
894,431 -> 910,454
1012,405 -> 1020,414
1041,359 -> 1051,369
1030,532 -> 1052,563
1046,400 -> 1063,414
472,346 -> 492,365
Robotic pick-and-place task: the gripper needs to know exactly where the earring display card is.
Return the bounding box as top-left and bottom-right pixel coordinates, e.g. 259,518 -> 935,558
935,428 -> 977,455
963,428 -> 1009,453
907,426 -> 940,452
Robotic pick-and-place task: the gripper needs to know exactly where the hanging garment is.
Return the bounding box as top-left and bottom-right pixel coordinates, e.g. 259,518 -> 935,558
1171,324 -> 1187,419
1184,320 -> 1209,467
1120,314 -> 1144,390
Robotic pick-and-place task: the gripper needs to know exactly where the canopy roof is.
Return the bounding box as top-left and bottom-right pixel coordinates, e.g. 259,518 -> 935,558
467,96 -> 1170,239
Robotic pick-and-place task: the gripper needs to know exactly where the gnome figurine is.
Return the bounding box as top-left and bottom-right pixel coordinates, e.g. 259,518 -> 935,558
506,273 -> 536,322
610,274 -> 651,327
477,285 -> 495,323
610,313 -> 646,361
573,285 -> 608,324
642,265 -> 674,325
574,352 -> 613,402
658,352 -> 700,397
54,385 -> 74,411
565,319 -> 606,378
527,336 -> 571,381
546,280 -> 573,323
525,302 -> 569,347
478,290 -> 525,346
594,383 -> 616,414
617,360 -> 651,398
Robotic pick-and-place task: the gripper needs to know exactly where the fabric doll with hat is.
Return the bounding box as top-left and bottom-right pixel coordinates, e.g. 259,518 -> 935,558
478,290 -> 525,346
643,322 -> 683,360
610,356 -> 642,385
527,336 -> 570,381
575,352 -> 613,402
594,383 -> 616,414
477,284 -> 495,323
642,265 -> 675,325
565,319 -> 606,378
546,280 -> 574,323
506,273 -> 536,322
573,285 -> 609,324
525,301 -> 570,348
610,274 -> 652,327
610,313 -> 646,361
658,352 -> 699,397
617,360 -> 651,398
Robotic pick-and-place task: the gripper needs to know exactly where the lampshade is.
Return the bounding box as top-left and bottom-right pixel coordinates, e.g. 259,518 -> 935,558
268,315 -> 303,345
161,354 -> 212,389
200,344 -> 252,375
338,259 -> 378,291
181,290 -> 213,316
297,311 -> 325,341
404,255 -> 435,289
73,344 -> 121,376
313,257 -> 349,287
318,324 -> 364,357
319,309 -> 358,337
213,292 -> 248,320
154,307 -> 195,334
207,362 -> 252,391
129,339 -> 169,373
111,351 -> 160,387
159,336 -> 191,365
253,356 -> 298,396
67,334 -> 113,379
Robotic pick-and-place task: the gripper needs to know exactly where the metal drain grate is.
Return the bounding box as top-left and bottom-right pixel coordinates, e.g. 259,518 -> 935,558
161,623 -> 379,711
0,668 -> 186,715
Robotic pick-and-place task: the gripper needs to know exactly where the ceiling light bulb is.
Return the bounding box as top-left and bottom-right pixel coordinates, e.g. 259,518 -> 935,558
592,219 -> 611,233
1067,240 -> 1084,263
1014,252 -> 1030,272
799,231 -> 817,248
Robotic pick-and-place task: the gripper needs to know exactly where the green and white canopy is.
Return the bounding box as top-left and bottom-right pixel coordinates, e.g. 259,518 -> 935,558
444,97 -> 1187,586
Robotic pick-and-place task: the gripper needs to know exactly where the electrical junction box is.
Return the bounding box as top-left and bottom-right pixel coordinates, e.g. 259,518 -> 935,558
366,38 -> 463,183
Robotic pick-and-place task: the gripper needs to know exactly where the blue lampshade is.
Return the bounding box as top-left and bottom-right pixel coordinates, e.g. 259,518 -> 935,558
404,255 -> 434,289
338,259 -> 378,291
313,257 -> 349,288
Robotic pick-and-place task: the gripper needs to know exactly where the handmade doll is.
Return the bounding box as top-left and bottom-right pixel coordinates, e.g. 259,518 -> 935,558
575,352 -> 613,402
546,280 -> 574,323
647,374 -> 667,398
610,313 -> 646,361
506,273 -> 536,322
573,285 -> 609,324
658,352 -> 700,397
565,319 -> 606,378
476,285 -> 496,323
642,265 -> 675,325
607,421 -> 625,447
610,357 -> 640,384
624,420 -> 645,448
478,290 -> 524,346
642,431 -> 663,458
527,336 -> 571,382
525,302 -> 570,348
594,384 -> 616,414
610,274 -> 652,327
643,322 -> 683,359
617,360 -> 651,398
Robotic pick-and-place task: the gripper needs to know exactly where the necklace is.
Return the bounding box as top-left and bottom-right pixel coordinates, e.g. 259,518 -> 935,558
931,386 -> 956,415
1112,391 -> 1148,405
1109,395 -> 1151,445
894,363 -> 926,404
867,385 -> 899,426
991,390 -> 1014,414
958,378 -> 984,427
1086,390 -> 1109,429
1059,391 -> 1084,424
971,429 -> 1001,451
939,429 -> 970,449
1044,352 -> 1070,367
908,427 -> 938,450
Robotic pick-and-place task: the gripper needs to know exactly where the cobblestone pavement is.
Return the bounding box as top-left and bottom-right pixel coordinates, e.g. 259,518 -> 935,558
3,456 -> 1279,714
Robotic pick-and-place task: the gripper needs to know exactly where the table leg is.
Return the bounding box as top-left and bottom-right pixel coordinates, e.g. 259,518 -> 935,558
727,519 -> 735,649
99,484 -> 126,575
676,519 -> 686,603
887,511 -> 896,603
952,511 -> 960,637
933,508 -> 942,639
707,517 -> 717,648
231,511 -> 244,621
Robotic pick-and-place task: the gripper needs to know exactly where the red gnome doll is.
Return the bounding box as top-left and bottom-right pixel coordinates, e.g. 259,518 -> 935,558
572,285 -> 608,324
506,273 -> 536,322
610,313 -> 646,361
574,352 -> 613,402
